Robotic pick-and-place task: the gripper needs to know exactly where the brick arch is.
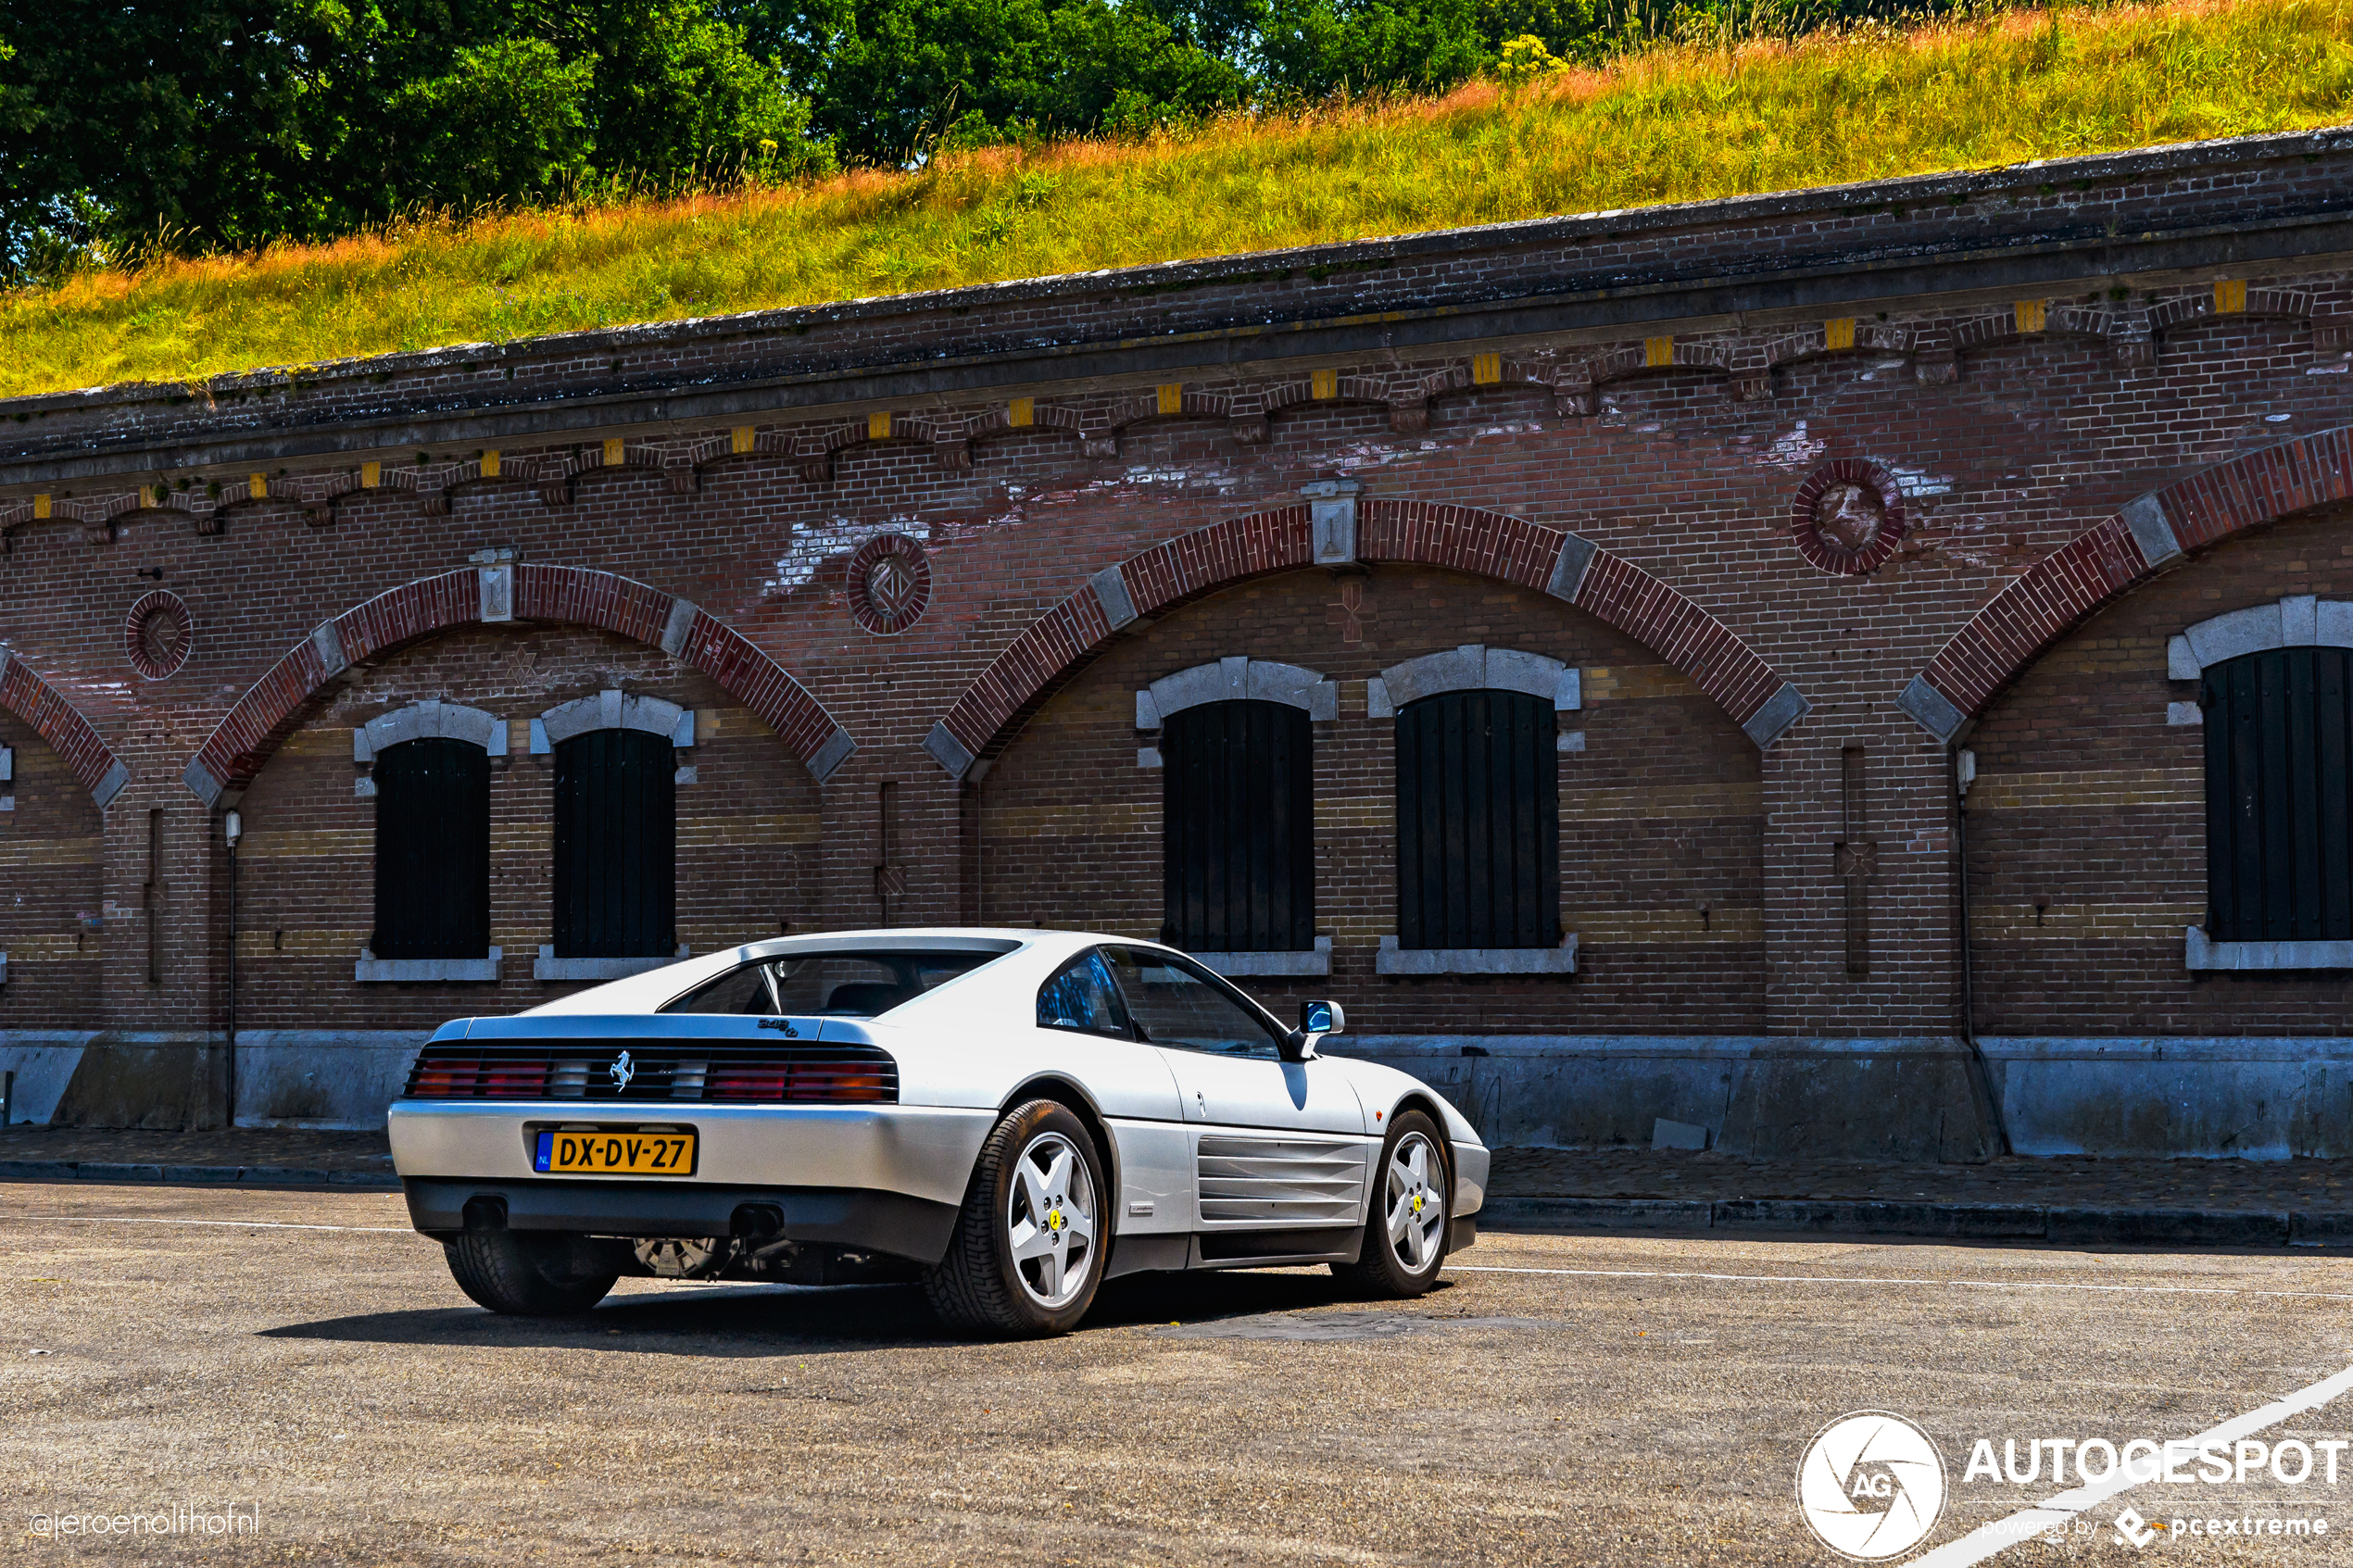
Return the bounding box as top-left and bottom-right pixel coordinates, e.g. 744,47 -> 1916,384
1899,427 -> 2353,743
183,563 -> 855,807
923,496 -> 1810,777
0,649 -> 129,807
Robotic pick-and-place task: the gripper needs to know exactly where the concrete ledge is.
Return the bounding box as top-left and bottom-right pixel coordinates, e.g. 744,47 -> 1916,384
355,947 -> 502,983
1188,938 -> 1331,978
2045,1206 -> 2289,1247
1376,935 -> 1577,975
1480,1194 -> 2332,1248
534,950 -> 680,981
2185,925 -> 2353,971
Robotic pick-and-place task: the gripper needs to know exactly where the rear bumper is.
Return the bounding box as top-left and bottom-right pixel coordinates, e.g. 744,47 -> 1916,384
403,1177 -> 959,1264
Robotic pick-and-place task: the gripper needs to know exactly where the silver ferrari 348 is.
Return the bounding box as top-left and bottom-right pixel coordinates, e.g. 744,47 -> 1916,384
389,929 -> 1489,1336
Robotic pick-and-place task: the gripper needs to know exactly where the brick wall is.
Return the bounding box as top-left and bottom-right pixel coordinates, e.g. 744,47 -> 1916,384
2,132 -> 2353,1135
0,710 -> 103,1028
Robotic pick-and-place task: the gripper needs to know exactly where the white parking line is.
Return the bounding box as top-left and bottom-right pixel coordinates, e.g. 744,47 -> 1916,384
1909,1360 -> 2353,1566
8,1215 -> 414,1234
1449,1263 -> 2353,1303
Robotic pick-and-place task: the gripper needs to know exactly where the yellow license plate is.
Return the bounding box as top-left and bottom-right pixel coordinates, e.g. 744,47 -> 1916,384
535,1129 -> 697,1176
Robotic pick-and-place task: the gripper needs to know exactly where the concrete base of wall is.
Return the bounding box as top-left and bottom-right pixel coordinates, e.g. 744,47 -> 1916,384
1331,1035 -> 2353,1161
9,1030 -> 2353,1155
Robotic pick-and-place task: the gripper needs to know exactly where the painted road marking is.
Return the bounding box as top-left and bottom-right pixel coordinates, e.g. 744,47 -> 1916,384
1908,1359 -> 2353,1566
1451,1263 -> 2353,1303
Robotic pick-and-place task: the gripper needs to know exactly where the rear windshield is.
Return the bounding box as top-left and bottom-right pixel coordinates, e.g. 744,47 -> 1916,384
661,948 -> 1006,1018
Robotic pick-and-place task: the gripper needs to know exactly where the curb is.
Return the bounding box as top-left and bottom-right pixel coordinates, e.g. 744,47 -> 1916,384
0,1160 -> 399,1190
1481,1194 -> 2348,1248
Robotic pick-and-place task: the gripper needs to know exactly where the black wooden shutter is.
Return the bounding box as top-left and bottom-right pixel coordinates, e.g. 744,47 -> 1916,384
553,728 -> 676,958
1163,699 -> 1315,952
2203,646 -> 2353,941
373,737 -> 490,959
1395,689 -> 1558,949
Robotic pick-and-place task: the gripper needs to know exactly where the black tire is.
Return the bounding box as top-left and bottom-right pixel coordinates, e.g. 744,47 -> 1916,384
1333,1110 -> 1452,1298
445,1230 -> 623,1316
923,1098 -> 1108,1337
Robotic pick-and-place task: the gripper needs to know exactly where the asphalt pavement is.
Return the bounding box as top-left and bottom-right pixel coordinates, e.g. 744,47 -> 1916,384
8,1184 -> 2353,1562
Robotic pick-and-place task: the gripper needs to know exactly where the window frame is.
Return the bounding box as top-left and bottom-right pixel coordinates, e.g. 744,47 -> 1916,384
370,734 -> 492,962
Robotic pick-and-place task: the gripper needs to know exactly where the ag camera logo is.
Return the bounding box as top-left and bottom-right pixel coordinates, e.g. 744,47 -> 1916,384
1797,1411 -> 1949,1560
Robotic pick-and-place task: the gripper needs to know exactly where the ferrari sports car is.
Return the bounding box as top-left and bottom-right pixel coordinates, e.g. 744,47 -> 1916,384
388,929 -> 1489,1335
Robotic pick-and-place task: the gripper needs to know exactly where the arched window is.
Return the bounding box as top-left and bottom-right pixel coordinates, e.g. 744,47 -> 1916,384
1163,700 -> 1315,954
1395,689 -> 1559,951
2202,646 -> 2353,942
373,738 -> 491,960
553,728 -> 676,959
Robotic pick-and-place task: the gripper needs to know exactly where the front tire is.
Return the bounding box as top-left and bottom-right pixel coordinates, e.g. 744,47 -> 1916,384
1333,1110 -> 1451,1298
924,1099 -> 1107,1336
445,1230 -> 622,1316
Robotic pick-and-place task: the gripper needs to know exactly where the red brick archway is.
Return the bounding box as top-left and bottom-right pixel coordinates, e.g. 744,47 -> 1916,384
183,564 -> 854,806
1900,427 -> 2353,742
0,651 -> 129,807
923,496 -> 1810,776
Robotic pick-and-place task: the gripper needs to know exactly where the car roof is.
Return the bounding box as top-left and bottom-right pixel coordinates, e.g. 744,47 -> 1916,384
518,927 -> 1160,1016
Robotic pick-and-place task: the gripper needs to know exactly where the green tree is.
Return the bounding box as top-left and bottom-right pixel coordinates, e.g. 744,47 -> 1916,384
0,0 -> 830,278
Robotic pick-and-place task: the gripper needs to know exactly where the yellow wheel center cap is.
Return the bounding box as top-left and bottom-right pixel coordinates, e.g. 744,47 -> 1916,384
1048,1209 -> 1063,1232
1410,1194 -> 1424,1214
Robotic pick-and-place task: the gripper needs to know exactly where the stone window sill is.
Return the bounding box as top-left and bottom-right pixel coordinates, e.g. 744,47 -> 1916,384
355,947 -> 502,983
2185,927 -> 2353,972
535,947 -> 687,982
1376,935 -> 1578,975
1186,938 -> 1331,978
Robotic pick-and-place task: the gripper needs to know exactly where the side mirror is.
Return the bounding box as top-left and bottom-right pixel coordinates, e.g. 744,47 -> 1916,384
1280,999 -> 1345,1063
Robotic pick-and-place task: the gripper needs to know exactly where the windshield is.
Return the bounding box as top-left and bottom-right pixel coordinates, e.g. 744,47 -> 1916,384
661,947 -> 1006,1017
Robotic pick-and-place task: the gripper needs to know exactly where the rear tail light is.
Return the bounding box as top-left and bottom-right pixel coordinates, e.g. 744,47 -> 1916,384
403,1044 -> 896,1102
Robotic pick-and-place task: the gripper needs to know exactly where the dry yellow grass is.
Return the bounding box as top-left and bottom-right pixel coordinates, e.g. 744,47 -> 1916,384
6,0 -> 2352,399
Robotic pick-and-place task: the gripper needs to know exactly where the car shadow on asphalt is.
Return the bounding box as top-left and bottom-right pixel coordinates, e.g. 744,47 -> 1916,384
257,1268 -> 1450,1354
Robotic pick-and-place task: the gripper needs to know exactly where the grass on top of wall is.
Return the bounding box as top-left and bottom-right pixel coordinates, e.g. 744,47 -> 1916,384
6,0 -> 2353,401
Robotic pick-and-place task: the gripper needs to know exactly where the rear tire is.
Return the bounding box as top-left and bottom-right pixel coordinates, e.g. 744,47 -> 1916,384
1332,1110 -> 1451,1298
924,1099 -> 1107,1337
445,1230 -> 622,1316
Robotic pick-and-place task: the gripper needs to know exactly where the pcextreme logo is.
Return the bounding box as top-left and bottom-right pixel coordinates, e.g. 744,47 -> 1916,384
1796,1411 -> 1949,1561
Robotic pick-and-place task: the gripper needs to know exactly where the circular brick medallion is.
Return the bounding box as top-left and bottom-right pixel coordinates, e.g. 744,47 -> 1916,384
124,590 -> 194,679
846,533 -> 932,635
1791,461 -> 1907,576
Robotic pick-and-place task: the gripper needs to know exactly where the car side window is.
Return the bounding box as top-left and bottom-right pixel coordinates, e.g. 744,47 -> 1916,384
1103,947 -> 1286,1059
1037,949 -> 1135,1039
661,960 -> 779,1014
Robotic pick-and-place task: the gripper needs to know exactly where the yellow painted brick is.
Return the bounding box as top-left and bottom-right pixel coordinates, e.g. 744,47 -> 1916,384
1824,318 -> 1856,351
1568,908 -> 1767,945
248,472 -> 268,499
1643,336 -> 1673,368
732,425 -> 754,455
1155,383 -> 1182,416
983,802 -> 1157,837
868,410 -> 892,441
1968,768 -> 2202,811
677,814 -> 824,847
238,928 -> 368,959
1562,782 -> 1765,820
2215,279 -> 2249,314
1578,663 -> 1703,703
1471,352 -> 1502,385
2015,299 -> 2047,333
1,936 -> 101,962
33,494 -> 51,519
1970,902 -> 2203,943
0,835 -> 103,868
603,437 -> 624,466
1312,368 -> 1338,400
360,460 -> 381,489
1008,396 -> 1034,428
480,449 -> 500,478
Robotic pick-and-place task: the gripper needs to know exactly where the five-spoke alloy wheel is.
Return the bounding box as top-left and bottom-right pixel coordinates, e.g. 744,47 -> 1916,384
925,1098 -> 1108,1336
1334,1110 -> 1451,1298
